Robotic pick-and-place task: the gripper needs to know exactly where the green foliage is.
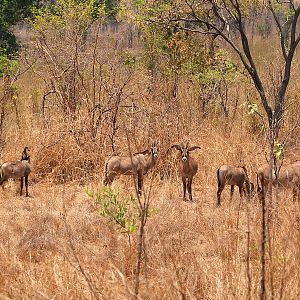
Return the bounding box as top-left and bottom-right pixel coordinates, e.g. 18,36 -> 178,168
30,0 -> 107,59
0,0 -> 41,54
100,0 -> 120,18
247,103 -> 259,115
31,0 -> 103,33
274,142 -> 284,160
122,51 -> 137,68
0,51 -> 19,77
87,186 -> 138,234
196,49 -> 238,85
133,0 -> 145,8
135,21 -> 208,79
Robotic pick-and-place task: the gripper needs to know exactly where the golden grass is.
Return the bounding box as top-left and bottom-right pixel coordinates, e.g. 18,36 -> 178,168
0,20 -> 299,299
0,176 -> 299,299
0,125 -> 299,299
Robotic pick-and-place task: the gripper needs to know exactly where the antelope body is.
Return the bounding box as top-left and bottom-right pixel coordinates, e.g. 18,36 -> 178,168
171,143 -> 201,201
0,147 -> 31,196
217,165 -> 252,206
103,142 -> 159,195
257,161 -> 300,200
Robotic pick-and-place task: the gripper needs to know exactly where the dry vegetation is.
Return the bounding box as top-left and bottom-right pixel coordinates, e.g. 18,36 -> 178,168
0,2 -> 300,299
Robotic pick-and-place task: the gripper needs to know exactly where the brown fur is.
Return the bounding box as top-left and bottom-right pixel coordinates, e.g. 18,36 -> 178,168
217,165 -> 252,206
0,147 -> 31,197
103,142 -> 159,195
171,143 -> 201,201
257,161 -> 300,200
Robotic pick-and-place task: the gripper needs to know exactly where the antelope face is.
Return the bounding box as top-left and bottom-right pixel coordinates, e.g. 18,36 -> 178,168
181,143 -> 190,161
171,143 -> 200,161
151,143 -> 159,158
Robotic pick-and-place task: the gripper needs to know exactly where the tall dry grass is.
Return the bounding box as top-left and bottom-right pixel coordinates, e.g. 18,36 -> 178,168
0,121 -> 299,299
0,16 -> 299,299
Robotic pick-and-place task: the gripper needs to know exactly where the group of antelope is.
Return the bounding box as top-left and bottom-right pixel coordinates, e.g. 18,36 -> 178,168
103,141 -> 300,204
104,142 -> 200,200
1,144 -> 299,203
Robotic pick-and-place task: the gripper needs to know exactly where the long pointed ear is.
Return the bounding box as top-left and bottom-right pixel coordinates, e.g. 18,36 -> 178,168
188,146 -> 201,152
134,149 -> 150,156
171,144 -> 181,151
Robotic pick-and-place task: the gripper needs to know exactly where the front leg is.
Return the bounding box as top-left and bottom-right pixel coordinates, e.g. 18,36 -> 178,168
137,171 -> 143,196
187,176 -> 193,201
182,176 -> 187,201
230,185 -> 234,201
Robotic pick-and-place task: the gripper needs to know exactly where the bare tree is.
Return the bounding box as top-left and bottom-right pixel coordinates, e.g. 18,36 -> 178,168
146,1 -> 300,299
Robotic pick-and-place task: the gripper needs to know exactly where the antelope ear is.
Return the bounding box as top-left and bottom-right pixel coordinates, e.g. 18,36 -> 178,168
171,144 -> 181,151
188,146 -> 201,152
133,149 -> 150,156
141,149 -> 150,155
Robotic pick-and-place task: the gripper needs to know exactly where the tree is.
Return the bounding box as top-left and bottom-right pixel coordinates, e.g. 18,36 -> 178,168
139,1 -> 300,299
0,0 -> 42,54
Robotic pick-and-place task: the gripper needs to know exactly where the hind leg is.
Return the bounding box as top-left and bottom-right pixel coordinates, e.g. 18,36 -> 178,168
20,177 -> 24,196
217,184 -> 225,206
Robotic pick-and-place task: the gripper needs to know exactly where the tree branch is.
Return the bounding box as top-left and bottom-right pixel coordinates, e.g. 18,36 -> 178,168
275,6 -> 300,120
268,1 -> 288,60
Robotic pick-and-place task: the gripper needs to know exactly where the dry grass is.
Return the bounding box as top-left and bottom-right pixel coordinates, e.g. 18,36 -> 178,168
0,125 -> 299,299
0,14 -> 300,299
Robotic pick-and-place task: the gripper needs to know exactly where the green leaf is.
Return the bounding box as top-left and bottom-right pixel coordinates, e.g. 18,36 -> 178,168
247,103 -> 259,115
274,142 -> 284,160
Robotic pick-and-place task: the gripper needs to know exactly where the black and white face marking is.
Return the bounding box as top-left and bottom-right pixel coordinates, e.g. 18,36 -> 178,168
151,145 -> 159,158
181,147 -> 188,161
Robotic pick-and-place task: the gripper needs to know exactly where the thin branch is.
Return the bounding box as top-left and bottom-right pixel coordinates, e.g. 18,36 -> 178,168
290,6 -> 300,45
268,1 -> 288,60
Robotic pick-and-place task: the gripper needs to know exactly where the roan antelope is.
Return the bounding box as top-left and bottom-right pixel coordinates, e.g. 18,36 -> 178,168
103,142 -> 159,195
170,143 -> 201,201
0,147 -> 31,197
257,161 -> 300,200
217,165 -> 253,206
